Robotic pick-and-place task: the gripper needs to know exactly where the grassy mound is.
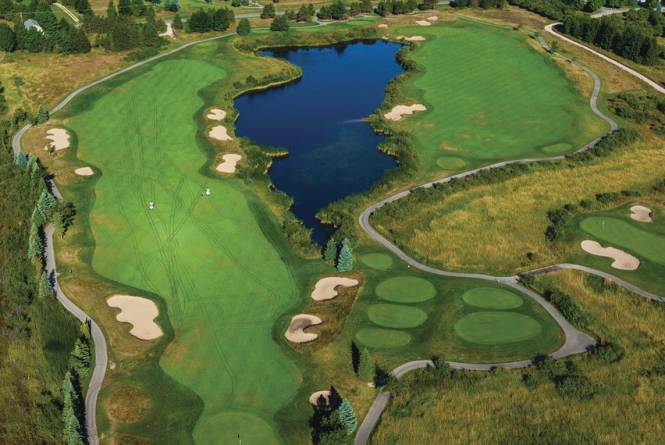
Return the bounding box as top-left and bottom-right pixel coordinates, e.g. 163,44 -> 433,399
375,276 -> 436,303
360,253 -> 394,270
461,287 -> 524,310
453,312 -> 542,345
355,327 -> 412,349
367,303 -> 428,329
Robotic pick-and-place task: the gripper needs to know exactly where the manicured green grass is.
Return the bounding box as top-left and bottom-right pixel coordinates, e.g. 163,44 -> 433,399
360,252 -> 393,270
461,287 -> 524,310
387,19 -> 607,171
367,303 -> 428,329
453,311 -> 542,345
435,156 -> 467,170
355,327 -> 412,349
59,42 -> 307,444
375,276 -> 437,303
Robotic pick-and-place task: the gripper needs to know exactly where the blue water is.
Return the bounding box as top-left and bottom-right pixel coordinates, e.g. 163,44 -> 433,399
234,40 -> 403,244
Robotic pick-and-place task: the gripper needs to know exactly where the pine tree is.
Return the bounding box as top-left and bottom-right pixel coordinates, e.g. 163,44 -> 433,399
270,14 -> 289,31
351,341 -> 360,374
173,13 -> 183,29
14,149 -> 28,167
38,271 -> 52,299
260,3 -> 275,18
107,0 -> 117,17
131,0 -> 145,16
70,338 -> 91,377
118,0 -> 132,15
358,347 -> 372,380
236,18 -> 250,35
27,223 -> 44,259
323,238 -> 337,264
36,190 -> 58,224
336,238 -> 353,272
328,385 -> 342,410
338,399 -> 357,434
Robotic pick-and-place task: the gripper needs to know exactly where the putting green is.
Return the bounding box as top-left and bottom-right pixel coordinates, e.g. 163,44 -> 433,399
396,20 -> 606,169
360,253 -> 393,270
454,312 -> 542,345
367,304 -> 428,329
461,287 -> 524,310
375,276 -> 436,303
355,327 -> 412,349
436,156 -> 467,170
62,43 -> 300,444
579,216 -> 665,266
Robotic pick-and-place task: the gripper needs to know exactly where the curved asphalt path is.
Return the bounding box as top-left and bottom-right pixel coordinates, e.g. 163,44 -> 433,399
354,27 -> 664,445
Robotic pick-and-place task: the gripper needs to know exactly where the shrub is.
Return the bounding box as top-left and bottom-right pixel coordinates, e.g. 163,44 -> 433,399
542,289 -> 590,328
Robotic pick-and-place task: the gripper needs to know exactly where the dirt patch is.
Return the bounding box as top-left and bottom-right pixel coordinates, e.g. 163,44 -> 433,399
416,20 -> 431,26
208,125 -> 232,141
384,104 -> 426,121
378,23 -> 388,28
105,384 -> 150,424
107,295 -> 163,340
206,108 -> 226,121
309,390 -> 331,406
215,153 -> 242,173
284,314 -> 322,343
75,166 -> 94,176
630,205 -> 653,223
311,277 -> 359,301
580,240 -> 640,270
45,128 -> 70,151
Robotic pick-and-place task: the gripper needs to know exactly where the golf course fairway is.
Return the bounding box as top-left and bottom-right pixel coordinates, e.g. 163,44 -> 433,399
60,43 -> 301,444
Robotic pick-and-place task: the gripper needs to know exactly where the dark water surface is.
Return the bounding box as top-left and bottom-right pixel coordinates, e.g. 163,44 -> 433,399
234,40 -> 403,243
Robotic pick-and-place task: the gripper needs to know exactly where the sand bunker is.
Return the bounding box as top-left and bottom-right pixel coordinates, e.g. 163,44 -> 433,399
384,104 -> 427,121
630,205 -> 653,223
580,240 -> 640,271
74,167 -> 94,176
284,314 -> 322,344
378,23 -> 388,28
45,128 -> 70,151
311,277 -> 359,301
107,295 -> 163,340
206,108 -> 226,121
416,20 -> 431,26
427,16 -> 438,21
159,21 -> 174,38
209,125 -> 232,141
215,153 -> 242,173
309,390 -> 331,406
396,35 -> 426,42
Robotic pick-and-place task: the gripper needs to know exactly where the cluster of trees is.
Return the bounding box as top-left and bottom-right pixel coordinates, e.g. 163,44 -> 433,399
62,323 -> 92,445
561,11 -> 663,65
452,0 -> 507,8
507,0 -> 586,20
188,7 -> 234,32
323,237 -> 353,272
310,386 -> 357,444
522,356 -> 598,401
0,0 -> 91,53
608,92 -> 665,135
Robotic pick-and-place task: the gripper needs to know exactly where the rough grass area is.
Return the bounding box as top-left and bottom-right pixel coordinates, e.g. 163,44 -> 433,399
371,269 -> 665,444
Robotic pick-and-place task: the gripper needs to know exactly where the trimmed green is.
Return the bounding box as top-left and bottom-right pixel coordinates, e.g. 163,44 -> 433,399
360,252 -> 393,270
375,276 -> 436,303
367,304 -> 428,329
355,327 -> 412,349
436,156 -> 467,170
461,287 -> 524,310
453,312 -> 542,345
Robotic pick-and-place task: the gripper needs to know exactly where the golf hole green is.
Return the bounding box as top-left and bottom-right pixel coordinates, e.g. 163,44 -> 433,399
454,312 -> 542,345
541,143 -> 572,154
355,327 -> 412,349
436,156 -> 467,170
360,253 -> 393,270
375,276 -> 436,303
367,304 -> 428,329
461,287 -> 524,310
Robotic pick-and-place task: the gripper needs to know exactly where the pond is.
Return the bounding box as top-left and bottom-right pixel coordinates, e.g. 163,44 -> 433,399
234,40 -> 403,243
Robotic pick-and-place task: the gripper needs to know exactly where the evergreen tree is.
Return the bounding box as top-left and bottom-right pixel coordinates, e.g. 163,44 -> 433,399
323,238 -> 337,263
374,364 -> 391,387
75,0 -> 92,15
38,271 -> 52,299
261,3 -> 275,18
173,13 -> 183,29
36,190 -> 58,224
70,338 -> 91,377
14,150 -> 28,168
35,105 -> 49,124
328,385 -> 342,410
0,23 -> 16,52
351,341 -> 360,373
236,17 -> 250,35
27,223 -> 44,259
69,28 -> 91,53
107,0 -> 117,17
338,399 -> 357,434
211,7 -> 234,31
0,0 -> 13,19
336,238 -> 353,272
131,0 -> 145,16
62,371 -> 84,445
188,10 -> 210,32
358,347 -> 372,380
270,14 -> 289,31
118,0 -> 132,15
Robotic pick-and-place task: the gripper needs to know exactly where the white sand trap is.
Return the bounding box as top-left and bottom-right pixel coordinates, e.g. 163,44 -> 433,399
209,125 -> 232,141
311,277 -> 359,301
630,205 -> 653,222
427,16 -> 438,21
284,314 -> 322,344
45,128 -> 70,151
107,295 -> 163,340
384,104 -> 427,121
378,23 -> 388,28
416,20 -> 432,26
159,21 -> 174,38
206,108 -> 226,121
309,390 -> 331,406
74,167 -> 94,176
397,35 -> 426,42
580,240 -> 640,271
215,153 -> 242,173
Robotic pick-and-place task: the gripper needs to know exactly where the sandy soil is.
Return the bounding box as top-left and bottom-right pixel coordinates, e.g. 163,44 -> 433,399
396,35 -> 426,42
378,24 -> 388,28
215,153 -> 242,173
74,166 -> 94,176
630,205 -> 653,222
580,240 -> 640,270
284,314 -> 322,343
427,16 -> 438,21
107,295 -> 163,340
309,390 -> 331,406
384,104 -> 427,121
311,277 -> 359,301
416,20 -> 432,26
45,128 -> 70,151
209,125 -> 232,141
159,22 -> 174,38
206,108 -> 226,121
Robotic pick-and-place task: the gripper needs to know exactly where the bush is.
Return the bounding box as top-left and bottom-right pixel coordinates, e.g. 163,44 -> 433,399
587,341 -> 624,364
542,289 -> 590,328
